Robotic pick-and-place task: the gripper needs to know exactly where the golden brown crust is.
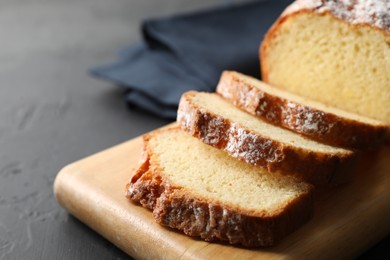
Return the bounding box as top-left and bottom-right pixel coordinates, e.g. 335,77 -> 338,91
216,71 -> 387,150
126,135 -> 164,210
283,0 -> 390,33
177,91 -> 356,185
260,8 -> 390,82
260,6 -> 390,142
153,189 -> 313,247
126,129 -> 315,247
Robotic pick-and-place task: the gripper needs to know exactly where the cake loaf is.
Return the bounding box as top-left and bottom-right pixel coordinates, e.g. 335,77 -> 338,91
127,128 -> 314,247
216,71 -> 388,150
260,0 -> 390,132
177,91 -> 356,185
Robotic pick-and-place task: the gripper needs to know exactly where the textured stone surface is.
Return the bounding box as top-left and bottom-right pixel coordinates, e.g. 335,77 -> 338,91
0,0 -> 387,259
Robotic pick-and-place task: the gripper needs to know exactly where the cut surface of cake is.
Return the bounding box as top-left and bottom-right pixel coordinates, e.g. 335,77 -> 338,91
127,128 -> 314,247
177,91 -> 356,185
216,70 -> 388,149
260,0 -> 390,128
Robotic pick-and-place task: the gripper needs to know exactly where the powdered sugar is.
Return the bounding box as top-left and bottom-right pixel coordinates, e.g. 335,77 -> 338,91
285,0 -> 390,31
225,123 -> 284,166
282,101 -> 335,135
200,114 -> 228,145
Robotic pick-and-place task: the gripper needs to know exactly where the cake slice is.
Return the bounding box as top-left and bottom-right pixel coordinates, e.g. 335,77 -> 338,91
177,91 -> 356,185
127,128 -> 314,247
216,71 -> 387,150
260,0 -> 390,132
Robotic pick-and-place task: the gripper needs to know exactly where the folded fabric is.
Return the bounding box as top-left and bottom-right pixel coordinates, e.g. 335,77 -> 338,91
91,0 -> 294,119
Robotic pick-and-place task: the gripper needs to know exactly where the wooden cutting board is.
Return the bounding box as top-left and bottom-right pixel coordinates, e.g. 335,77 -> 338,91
54,125 -> 390,259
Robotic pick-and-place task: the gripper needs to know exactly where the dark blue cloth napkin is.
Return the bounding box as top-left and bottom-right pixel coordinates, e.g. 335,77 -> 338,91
91,0 -> 293,118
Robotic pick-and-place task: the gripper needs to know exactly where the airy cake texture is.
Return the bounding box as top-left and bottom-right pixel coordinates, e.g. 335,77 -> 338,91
260,0 -> 390,128
177,91 -> 356,185
217,71 -> 388,149
127,128 -> 314,247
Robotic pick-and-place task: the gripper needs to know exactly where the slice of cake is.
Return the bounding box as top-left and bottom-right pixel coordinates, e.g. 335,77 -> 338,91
127,128 -> 314,247
216,71 -> 387,150
260,0 -> 390,130
177,91 -> 356,185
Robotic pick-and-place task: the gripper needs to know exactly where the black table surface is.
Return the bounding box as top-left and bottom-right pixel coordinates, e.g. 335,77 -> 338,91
0,0 -> 388,259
